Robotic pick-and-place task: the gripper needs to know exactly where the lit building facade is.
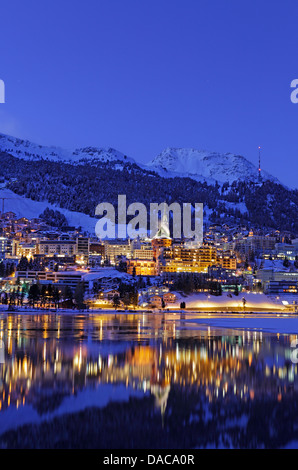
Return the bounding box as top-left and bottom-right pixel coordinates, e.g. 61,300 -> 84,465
38,240 -> 77,256
0,237 -> 7,260
127,259 -> 156,276
104,240 -> 131,264
161,245 -> 220,273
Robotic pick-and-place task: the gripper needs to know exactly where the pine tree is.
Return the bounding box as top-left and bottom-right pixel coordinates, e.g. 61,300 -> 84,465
283,257 -> 290,268
74,282 -> 85,309
112,294 -> 120,310
28,284 -> 40,308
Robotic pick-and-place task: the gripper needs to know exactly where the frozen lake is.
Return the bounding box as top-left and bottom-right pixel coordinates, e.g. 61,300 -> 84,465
0,310 -> 298,448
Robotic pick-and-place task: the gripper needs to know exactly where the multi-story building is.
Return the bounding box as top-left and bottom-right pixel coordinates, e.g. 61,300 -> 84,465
16,242 -> 37,258
90,242 -> 105,257
127,259 -> 156,276
0,237 -> 8,260
77,237 -> 90,258
149,292 -> 177,308
236,235 -> 277,256
274,242 -> 298,261
257,269 -> 298,291
265,280 -> 298,295
218,252 -> 237,270
38,240 -> 77,257
16,270 -> 83,289
161,245 -> 219,273
104,240 -> 131,264
99,289 -> 120,301
132,245 -> 154,260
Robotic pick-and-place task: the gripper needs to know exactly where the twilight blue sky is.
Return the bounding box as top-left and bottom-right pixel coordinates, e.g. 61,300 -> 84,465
0,0 -> 298,187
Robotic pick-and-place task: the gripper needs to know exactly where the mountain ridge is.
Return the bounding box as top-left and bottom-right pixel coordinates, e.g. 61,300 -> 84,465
0,147 -> 297,235
0,133 -> 135,165
0,132 -> 280,186
148,147 -> 280,185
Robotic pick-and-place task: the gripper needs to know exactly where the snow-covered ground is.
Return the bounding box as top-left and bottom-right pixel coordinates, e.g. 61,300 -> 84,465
186,315 -> 298,335
168,292 -> 285,311
261,258 -> 291,271
0,188 -> 149,237
221,200 -> 248,214
0,187 -> 98,234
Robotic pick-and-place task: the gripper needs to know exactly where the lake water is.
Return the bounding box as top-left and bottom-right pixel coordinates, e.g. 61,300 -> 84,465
0,311 -> 297,448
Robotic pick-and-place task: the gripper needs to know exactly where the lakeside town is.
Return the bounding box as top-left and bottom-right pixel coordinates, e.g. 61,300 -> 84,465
3,0 -> 298,451
0,208 -> 297,314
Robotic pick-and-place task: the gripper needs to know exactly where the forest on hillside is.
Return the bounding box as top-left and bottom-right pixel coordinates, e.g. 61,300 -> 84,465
1,151 -> 297,233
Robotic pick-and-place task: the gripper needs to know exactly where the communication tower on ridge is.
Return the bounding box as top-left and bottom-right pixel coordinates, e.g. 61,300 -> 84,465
258,146 -> 262,182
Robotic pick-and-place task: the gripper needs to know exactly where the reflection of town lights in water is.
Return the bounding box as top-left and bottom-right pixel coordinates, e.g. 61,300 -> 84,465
100,320 -> 103,341
176,344 -> 180,361
0,313 -> 297,432
200,348 -> 207,361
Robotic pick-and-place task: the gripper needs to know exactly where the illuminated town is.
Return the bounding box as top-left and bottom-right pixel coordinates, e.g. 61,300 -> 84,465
0,209 -> 297,313
1,0 -> 298,453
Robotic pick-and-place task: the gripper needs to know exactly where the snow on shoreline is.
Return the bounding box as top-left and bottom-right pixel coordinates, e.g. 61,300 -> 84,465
168,292 -> 285,310
186,316 -> 298,334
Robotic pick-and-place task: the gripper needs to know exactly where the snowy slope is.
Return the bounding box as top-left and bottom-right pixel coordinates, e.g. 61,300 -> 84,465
0,188 -> 147,237
0,133 -> 135,164
148,148 -> 279,185
0,188 -> 98,234
143,163 -> 217,185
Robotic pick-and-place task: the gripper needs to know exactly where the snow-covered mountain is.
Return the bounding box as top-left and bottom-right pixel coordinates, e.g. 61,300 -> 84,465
147,148 -> 279,185
1,133 -> 297,234
0,133 -> 135,165
0,133 -> 280,185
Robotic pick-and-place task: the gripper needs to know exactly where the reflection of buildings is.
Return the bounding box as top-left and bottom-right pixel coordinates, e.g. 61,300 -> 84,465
151,384 -> 171,421
0,313 -> 298,417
